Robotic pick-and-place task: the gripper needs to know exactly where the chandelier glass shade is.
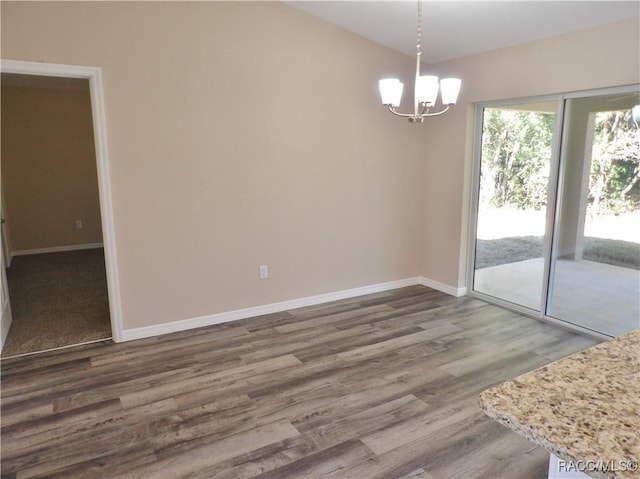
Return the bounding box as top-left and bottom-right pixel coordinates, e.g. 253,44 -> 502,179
379,0 -> 462,123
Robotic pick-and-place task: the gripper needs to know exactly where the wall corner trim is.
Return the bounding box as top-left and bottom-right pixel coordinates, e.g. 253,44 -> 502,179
418,276 -> 467,297
121,276 -> 466,342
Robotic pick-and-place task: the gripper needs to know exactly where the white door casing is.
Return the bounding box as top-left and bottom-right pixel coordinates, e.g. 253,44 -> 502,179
1,221 -> 12,350
0,59 -> 123,343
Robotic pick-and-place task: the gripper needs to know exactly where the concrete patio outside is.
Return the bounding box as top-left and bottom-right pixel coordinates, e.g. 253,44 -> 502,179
474,257 -> 640,337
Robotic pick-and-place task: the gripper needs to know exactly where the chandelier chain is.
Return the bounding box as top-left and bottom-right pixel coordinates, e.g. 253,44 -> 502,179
416,0 -> 422,56
378,0 -> 461,123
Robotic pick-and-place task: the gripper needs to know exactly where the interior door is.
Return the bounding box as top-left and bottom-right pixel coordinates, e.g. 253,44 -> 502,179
1,216 -> 13,351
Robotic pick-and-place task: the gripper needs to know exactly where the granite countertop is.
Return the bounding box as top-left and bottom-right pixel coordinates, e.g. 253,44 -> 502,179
479,329 -> 639,479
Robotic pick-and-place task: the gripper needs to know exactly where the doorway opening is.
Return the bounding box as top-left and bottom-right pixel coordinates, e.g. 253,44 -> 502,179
0,61 -> 123,356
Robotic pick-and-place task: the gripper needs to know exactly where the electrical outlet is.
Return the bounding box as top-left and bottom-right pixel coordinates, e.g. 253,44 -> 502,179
259,265 -> 268,279
75,220 -> 83,229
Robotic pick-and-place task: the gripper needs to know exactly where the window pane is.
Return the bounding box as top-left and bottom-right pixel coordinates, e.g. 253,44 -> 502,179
473,103 -> 556,310
548,94 -> 640,336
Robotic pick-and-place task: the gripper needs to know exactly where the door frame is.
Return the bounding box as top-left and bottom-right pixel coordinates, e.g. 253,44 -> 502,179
1,59 -> 123,343
1,211 -> 12,349
466,85 -> 639,340
466,93 -> 562,318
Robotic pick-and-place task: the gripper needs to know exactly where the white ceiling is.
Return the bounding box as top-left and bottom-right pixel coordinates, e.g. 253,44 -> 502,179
286,1 -> 640,63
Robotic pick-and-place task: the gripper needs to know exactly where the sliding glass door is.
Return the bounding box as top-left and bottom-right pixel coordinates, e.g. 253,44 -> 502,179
547,93 -> 640,336
472,100 -> 557,311
470,86 -> 640,337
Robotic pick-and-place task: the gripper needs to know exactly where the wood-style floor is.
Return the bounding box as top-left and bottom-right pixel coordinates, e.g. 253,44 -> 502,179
0,286 -> 599,479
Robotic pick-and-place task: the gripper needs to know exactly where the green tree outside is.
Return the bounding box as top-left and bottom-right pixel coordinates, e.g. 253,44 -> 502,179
480,108 -> 640,215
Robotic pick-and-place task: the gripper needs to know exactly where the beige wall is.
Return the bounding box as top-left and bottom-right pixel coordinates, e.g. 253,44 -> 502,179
1,84 -> 103,252
1,2 -> 425,329
419,17 -> 640,288
2,2 -> 638,331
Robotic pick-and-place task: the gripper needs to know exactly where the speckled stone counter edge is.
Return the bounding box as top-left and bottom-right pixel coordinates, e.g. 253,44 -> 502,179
478,329 -> 639,479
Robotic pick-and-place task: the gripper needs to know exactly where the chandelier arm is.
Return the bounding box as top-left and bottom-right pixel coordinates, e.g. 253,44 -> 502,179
388,104 -> 449,119
387,105 -> 418,118
418,105 -> 451,117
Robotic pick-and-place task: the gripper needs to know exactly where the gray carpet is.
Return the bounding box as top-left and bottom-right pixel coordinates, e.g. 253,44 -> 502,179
2,248 -> 111,357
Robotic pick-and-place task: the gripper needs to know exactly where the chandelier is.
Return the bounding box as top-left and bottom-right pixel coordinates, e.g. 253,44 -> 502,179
378,0 -> 462,123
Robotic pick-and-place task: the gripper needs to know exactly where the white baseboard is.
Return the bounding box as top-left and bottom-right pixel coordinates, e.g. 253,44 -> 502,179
12,243 -> 104,256
122,275 -> 466,342
122,277 -> 418,341
418,276 -> 467,297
